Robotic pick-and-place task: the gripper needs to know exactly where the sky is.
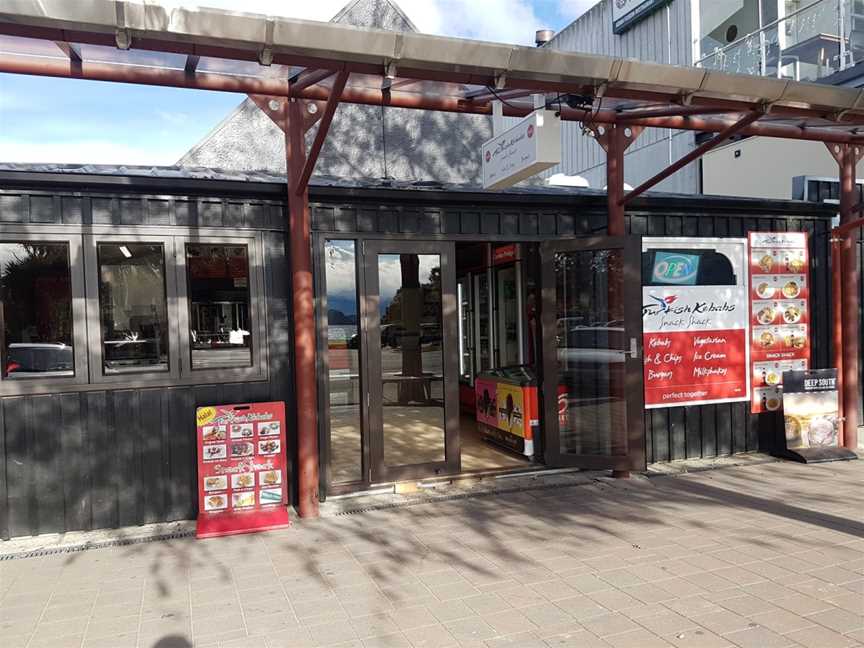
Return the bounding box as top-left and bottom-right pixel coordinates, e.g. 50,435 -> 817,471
0,0 -> 598,166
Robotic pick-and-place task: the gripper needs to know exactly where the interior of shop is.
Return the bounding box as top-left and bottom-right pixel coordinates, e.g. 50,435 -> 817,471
455,242 -> 540,473
323,240 -> 541,487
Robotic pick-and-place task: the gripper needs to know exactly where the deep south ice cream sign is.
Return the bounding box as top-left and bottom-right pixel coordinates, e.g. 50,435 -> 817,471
642,237 -> 751,409
482,110 -> 560,190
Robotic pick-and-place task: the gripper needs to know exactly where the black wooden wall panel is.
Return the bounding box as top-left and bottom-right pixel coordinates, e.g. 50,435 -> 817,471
0,189 -> 291,539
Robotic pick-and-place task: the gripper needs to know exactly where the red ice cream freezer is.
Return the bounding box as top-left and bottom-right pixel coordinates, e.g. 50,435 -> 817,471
475,365 -> 539,457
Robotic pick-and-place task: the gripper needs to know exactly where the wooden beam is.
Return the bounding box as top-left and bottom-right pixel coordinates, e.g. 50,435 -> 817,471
622,111 -> 763,204
290,68 -> 335,93
294,71 -> 348,194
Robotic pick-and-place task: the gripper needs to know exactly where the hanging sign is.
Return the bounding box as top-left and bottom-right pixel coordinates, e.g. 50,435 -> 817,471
482,110 -> 561,190
748,232 -> 810,413
642,237 -> 750,408
783,369 -> 839,450
196,401 -> 289,539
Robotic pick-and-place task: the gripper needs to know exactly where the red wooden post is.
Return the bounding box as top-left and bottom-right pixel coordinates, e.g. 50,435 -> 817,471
286,98 -> 320,517
838,145 -> 861,450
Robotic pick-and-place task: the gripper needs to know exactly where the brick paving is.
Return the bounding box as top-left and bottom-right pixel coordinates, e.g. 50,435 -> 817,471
1,459 -> 862,648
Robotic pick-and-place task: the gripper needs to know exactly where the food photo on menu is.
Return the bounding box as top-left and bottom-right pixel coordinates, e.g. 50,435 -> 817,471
259,488 -> 282,505
230,423 -> 254,439
232,491 -> 256,508
231,472 -> 255,489
260,470 -> 281,486
204,494 -> 227,511
204,444 -> 227,460
258,421 -> 281,436
231,441 -> 254,457
202,425 -> 226,442
258,439 -> 280,455
203,475 -> 227,491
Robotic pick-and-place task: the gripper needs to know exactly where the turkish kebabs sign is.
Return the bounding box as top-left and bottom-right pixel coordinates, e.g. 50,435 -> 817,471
196,401 -> 289,538
748,233 -> 810,413
642,238 -> 750,408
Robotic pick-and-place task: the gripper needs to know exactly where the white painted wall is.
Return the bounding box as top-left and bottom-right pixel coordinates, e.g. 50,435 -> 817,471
702,137 -> 864,199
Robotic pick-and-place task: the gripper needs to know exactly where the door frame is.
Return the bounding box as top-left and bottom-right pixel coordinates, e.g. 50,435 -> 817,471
361,239 -> 461,483
539,235 -> 646,472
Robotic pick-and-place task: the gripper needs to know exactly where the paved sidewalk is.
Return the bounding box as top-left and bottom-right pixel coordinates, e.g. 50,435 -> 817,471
1,460 -> 862,648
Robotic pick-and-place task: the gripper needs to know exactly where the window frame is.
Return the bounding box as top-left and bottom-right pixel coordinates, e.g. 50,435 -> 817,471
0,225 -> 270,394
0,232 -> 89,395
84,234 -> 181,385
175,234 -> 268,383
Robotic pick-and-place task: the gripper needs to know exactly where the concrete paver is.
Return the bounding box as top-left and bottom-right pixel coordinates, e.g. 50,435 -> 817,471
0,459 -> 862,647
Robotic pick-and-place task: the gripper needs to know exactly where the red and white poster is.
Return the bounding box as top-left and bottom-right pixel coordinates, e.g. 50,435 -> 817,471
748,232 -> 810,413
196,401 -> 290,539
642,237 -> 750,409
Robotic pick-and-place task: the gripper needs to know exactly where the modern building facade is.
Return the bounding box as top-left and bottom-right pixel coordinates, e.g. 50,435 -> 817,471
545,0 -> 864,199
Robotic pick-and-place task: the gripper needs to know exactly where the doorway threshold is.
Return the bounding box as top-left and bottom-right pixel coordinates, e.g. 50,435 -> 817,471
320,466 -> 615,517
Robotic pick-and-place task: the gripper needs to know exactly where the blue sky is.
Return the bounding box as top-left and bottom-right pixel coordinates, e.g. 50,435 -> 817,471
0,0 -> 596,166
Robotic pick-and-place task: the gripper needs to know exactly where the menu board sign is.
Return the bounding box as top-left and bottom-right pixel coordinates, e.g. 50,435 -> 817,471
196,401 -> 289,538
642,238 -> 750,408
748,233 -> 810,413
783,369 -> 840,450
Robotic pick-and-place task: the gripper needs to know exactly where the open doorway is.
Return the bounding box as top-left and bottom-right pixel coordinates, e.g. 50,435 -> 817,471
319,238 -> 543,493
455,242 -> 541,473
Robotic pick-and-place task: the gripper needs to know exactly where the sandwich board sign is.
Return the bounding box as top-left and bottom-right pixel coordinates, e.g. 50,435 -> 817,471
482,110 -> 561,190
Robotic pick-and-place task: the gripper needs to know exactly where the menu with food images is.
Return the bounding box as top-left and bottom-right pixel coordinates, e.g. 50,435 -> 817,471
748,233 -> 810,413
196,401 -> 289,539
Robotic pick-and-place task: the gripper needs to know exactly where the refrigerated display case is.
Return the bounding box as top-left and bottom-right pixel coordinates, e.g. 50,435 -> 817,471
475,365 -> 538,457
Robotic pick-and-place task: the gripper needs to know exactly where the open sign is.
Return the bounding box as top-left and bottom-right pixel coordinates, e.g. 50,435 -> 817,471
651,252 -> 700,285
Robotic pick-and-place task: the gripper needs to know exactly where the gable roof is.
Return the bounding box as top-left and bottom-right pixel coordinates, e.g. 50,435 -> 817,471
176,0 -> 491,184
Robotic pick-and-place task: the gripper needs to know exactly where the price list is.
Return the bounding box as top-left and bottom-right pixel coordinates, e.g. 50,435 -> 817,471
748,232 -> 810,413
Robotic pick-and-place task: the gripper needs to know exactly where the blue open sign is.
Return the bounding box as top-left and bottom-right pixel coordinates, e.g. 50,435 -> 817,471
652,251 -> 700,285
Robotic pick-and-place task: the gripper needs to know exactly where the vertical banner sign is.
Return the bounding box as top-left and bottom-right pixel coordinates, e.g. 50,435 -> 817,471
642,238 -> 750,408
782,369 -> 839,449
196,401 -> 289,539
748,233 -> 810,413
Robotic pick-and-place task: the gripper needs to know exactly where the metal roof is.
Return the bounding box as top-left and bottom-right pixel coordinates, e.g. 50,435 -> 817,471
2,0 -> 864,143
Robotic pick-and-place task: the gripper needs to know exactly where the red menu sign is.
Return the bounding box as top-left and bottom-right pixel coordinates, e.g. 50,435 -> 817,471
748,233 -> 810,413
196,401 -> 290,538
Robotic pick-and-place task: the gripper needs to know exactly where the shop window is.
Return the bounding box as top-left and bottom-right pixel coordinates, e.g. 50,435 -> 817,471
97,242 -> 170,373
0,242 -> 74,379
186,244 -> 252,369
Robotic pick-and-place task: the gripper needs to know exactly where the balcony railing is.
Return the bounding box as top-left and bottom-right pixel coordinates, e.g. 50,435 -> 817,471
696,0 -> 863,83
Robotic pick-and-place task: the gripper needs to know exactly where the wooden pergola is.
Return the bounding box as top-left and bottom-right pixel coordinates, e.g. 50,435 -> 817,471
1,0 -> 862,516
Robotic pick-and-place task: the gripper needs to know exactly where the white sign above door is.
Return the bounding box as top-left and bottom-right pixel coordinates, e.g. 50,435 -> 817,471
481,110 -> 561,191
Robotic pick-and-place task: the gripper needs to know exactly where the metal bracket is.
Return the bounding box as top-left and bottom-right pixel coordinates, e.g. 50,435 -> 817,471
258,19 -> 275,66
494,73 -> 507,90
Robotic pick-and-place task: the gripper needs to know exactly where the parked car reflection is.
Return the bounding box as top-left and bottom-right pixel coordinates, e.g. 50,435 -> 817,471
5,343 -> 73,378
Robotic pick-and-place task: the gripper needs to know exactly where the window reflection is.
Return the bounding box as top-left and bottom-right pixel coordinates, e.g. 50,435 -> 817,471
186,244 -> 252,369
325,240 -> 362,483
555,249 -> 626,457
0,242 -> 74,378
378,253 -> 445,466
97,243 -> 169,373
